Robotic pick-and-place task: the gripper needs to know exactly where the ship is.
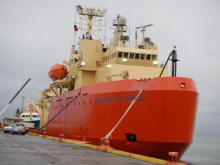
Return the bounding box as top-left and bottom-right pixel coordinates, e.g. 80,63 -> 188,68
15,99 -> 41,128
20,111 -> 40,128
36,5 -> 199,160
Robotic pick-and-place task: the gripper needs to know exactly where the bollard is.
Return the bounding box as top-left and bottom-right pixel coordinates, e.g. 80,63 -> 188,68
165,152 -> 187,165
58,134 -> 64,142
96,137 -> 113,152
41,131 -> 47,138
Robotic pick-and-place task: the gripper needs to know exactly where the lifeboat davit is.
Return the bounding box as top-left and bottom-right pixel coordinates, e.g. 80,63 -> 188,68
48,64 -> 68,81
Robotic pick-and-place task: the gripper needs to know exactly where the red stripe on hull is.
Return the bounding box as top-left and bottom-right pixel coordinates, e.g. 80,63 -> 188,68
46,77 -> 198,160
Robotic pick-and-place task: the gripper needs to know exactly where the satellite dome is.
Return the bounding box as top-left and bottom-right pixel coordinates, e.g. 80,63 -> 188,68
117,14 -> 121,19
118,16 -> 127,26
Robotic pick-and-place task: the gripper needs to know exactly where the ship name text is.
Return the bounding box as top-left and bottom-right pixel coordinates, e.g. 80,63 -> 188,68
94,96 -> 145,103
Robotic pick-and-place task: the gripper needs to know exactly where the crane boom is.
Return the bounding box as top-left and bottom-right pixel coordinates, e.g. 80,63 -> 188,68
0,78 -> 31,118
106,70 -> 129,81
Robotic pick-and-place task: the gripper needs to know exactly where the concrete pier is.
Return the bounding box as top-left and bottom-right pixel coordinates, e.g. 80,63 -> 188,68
0,131 -> 155,165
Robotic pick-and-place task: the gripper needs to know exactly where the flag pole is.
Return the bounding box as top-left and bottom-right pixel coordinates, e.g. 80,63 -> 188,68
74,0 -> 77,47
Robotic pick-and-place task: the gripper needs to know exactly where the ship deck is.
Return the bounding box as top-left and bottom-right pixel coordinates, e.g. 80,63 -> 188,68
0,131 -> 157,165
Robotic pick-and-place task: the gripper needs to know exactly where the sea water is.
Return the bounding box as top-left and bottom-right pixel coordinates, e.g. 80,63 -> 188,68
181,134 -> 220,165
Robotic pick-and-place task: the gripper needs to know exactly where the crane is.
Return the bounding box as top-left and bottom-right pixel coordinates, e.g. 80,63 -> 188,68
0,78 -> 31,120
106,70 -> 129,81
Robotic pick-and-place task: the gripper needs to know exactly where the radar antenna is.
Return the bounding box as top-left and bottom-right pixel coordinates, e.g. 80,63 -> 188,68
136,24 -> 153,46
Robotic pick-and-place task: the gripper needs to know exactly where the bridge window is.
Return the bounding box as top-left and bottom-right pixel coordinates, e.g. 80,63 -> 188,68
146,54 -> 151,60
135,53 -> 140,59
140,54 -> 145,60
152,55 -> 156,60
124,52 -> 128,58
118,52 -> 123,58
130,53 -> 134,59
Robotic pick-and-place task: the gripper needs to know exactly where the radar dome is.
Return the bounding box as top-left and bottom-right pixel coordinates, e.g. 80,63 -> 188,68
118,16 -> 127,26
117,14 -> 121,19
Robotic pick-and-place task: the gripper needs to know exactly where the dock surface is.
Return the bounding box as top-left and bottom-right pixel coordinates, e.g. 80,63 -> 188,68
0,131 -> 154,165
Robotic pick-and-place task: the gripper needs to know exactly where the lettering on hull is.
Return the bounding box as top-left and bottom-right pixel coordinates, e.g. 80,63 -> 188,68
94,96 -> 145,103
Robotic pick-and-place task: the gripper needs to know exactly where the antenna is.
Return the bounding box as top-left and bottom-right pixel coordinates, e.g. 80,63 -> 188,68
31,78 -> 34,100
104,0 -> 107,44
136,24 -> 153,46
74,0 -> 78,47
135,30 -> 137,47
129,0 -> 131,47
136,24 -> 153,29
76,5 -> 106,40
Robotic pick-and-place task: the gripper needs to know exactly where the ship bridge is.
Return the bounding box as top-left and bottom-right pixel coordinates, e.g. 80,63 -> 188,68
102,47 -> 158,67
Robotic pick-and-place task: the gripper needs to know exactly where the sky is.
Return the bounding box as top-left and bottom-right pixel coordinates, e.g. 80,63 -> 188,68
0,0 -> 219,135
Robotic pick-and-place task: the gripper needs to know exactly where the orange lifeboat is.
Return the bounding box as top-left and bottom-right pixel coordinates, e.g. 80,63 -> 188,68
48,64 -> 68,81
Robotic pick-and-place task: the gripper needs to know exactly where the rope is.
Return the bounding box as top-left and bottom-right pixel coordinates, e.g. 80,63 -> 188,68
36,89 -> 81,133
105,90 -> 143,138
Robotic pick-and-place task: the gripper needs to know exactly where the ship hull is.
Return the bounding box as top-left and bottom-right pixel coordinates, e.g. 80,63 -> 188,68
23,120 -> 40,128
46,77 -> 198,160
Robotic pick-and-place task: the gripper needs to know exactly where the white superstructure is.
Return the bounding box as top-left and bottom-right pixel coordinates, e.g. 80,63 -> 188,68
20,112 -> 40,122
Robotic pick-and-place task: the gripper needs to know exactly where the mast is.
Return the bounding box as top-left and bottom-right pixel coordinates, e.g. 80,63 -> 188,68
76,5 -> 106,39
111,14 -> 129,48
21,95 -> 25,113
136,24 -> 153,46
88,15 -> 92,36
